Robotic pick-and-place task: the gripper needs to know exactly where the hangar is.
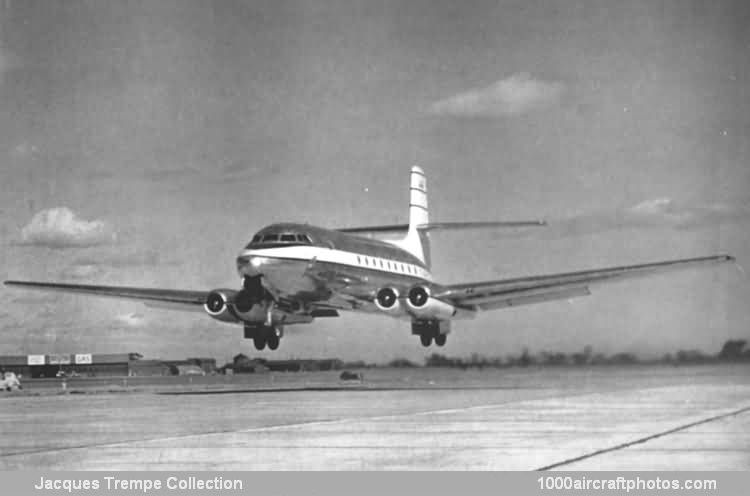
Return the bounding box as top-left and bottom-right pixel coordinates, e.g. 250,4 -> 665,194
0,353 -> 220,377
0,353 -> 143,378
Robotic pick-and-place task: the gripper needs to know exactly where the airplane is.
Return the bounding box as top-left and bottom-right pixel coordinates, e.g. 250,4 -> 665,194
4,166 -> 734,351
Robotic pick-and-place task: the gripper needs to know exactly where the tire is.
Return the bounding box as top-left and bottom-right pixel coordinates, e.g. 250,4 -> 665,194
420,334 -> 432,347
267,335 -> 280,350
253,337 -> 266,350
434,334 -> 447,347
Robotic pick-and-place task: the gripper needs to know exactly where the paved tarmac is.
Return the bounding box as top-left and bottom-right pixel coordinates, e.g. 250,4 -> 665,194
1,365 -> 748,470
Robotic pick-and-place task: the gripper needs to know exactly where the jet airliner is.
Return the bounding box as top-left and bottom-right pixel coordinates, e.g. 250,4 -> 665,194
5,166 -> 733,351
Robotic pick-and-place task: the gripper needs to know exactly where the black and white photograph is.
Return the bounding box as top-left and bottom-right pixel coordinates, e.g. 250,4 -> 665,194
1,0 -> 749,472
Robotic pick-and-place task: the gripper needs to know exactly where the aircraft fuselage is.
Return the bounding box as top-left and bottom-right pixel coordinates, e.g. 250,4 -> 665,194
236,223 -> 433,315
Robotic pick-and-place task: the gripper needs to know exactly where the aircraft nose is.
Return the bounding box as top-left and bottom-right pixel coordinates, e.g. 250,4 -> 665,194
237,253 -> 267,276
236,255 -> 255,275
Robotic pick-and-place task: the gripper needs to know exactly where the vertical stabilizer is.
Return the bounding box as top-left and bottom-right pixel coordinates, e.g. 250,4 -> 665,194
393,166 -> 431,268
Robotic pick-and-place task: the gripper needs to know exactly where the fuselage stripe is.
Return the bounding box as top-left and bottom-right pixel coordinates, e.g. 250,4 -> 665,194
241,246 -> 433,281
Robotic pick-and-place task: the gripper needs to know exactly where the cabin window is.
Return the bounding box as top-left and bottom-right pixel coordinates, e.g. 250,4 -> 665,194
280,234 -> 296,242
357,255 -> 361,264
364,258 -> 369,266
262,234 -> 279,242
400,263 -> 405,272
379,259 -> 384,268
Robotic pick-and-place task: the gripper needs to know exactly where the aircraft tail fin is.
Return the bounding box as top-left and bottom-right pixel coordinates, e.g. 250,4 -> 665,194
398,165 -> 432,268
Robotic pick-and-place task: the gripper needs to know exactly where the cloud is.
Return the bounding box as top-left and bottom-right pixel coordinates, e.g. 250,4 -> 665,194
19,207 -> 115,248
544,198 -> 750,238
73,249 -> 163,268
59,264 -> 105,280
429,73 -> 565,117
627,198 -> 750,228
115,313 -> 146,327
11,142 -> 40,159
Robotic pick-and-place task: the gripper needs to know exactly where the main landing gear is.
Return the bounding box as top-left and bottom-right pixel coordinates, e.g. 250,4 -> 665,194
412,320 -> 448,347
245,324 -> 283,351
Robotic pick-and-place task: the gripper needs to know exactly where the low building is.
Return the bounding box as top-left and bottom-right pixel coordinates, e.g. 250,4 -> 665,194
129,359 -> 171,377
0,353 -> 142,378
186,357 -> 217,374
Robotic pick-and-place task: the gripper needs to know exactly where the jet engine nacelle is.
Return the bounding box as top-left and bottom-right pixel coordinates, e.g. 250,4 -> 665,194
374,287 -> 403,315
405,286 -> 458,320
204,289 -> 241,323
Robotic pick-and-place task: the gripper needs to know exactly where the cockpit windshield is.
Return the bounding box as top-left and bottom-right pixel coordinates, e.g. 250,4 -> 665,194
246,231 -> 313,248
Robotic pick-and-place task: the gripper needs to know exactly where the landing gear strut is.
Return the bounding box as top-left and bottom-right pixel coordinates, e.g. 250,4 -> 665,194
236,276 -> 265,313
412,320 -> 449,347
245,324 -> 283,351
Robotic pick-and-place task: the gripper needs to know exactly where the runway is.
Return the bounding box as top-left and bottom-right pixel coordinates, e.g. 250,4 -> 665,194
1,365 -> 749,470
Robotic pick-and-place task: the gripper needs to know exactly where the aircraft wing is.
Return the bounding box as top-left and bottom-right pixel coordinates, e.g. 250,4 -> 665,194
435,255 -> 734,311
3,281 -> 208,307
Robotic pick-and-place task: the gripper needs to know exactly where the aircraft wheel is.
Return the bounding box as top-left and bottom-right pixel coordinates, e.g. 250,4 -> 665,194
420,334 -> 433,347
434,334 -> 447,347
253,336 -> 266,350
267,334 -> 280,350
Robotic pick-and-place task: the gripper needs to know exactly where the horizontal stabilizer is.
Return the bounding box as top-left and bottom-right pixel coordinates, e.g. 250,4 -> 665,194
338,220 -> 545,235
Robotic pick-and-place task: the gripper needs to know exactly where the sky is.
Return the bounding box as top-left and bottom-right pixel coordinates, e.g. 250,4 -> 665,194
1,0 -> 748,363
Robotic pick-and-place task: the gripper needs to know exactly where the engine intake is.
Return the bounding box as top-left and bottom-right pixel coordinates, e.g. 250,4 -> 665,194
375,287 -> 404,314
405,285 -> 458,320
377,288 -> 398,308
408,286 -> 429,307
204,290 -> 241,323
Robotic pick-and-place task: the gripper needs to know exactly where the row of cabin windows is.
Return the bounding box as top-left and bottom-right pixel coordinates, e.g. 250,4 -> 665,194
355,255 -> 419,275
247,233 -> 313,247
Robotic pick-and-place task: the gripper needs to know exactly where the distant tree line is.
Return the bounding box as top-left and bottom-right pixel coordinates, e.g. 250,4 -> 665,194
218,339 -> 750,373
385,339 -> 750,370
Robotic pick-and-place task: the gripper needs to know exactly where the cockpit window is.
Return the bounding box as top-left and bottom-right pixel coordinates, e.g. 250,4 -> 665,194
246,231 -> 313,247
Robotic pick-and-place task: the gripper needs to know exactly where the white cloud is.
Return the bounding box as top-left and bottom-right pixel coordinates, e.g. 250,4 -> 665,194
115,313 -> 146,327
547,197 -> 750,238
60,264 -> 105,279
74,250 -> 162,268
429,73 -> 565,117
629,197 -> 673,214
628,198 -> 750,228
20,207 -> 115,248
11,142 -> 40,159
